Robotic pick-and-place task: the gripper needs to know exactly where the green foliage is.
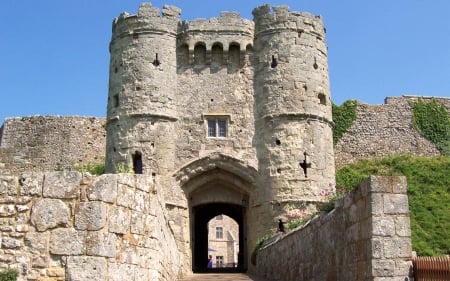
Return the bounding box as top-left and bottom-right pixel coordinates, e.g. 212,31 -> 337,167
0,269 -> 18,281
411,99 -> 450,156
55,161 -> 105,175
336,155 -> 450,256
332,100 -> 358,145
318,190 -> 346,213
285,213 -> 318,231
114,162 -> 134,174
251,232 -> 276,266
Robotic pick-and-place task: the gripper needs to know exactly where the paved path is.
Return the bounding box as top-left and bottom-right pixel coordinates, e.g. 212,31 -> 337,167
178,273 -> 273,281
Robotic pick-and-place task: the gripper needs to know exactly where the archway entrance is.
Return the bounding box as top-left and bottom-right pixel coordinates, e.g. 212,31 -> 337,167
192,203 -> 246,273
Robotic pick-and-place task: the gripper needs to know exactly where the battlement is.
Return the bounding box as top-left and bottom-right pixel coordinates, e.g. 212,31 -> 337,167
253,4 -> 325,40
111,3 -> 180,41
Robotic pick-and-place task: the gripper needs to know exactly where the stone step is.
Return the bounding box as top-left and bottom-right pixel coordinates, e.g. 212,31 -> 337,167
178,273 -> 273,281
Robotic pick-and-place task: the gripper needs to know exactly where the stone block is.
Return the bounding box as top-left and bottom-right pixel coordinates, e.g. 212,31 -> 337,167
372,259 -> 395,277
30,198 -> 70,231
108,206 -> 131,234
384,194 -> 409,214
19,172 -> 44,196
1,237 -> 21,249
49,228 -> 85,255
86,231 -> 116,258
384,237 -> 412,258
371,216 -> 395,237
65,256 -> 106,281
107,263 -> 133,281
74,201 -> 107,231
136,175 -> 152,192
43,171 -> 81,199
0,176 -> 18,195
131,212 -> 155,235
25,231 -> 48,254
88,174 -> 117,203
395,215 -> 411,237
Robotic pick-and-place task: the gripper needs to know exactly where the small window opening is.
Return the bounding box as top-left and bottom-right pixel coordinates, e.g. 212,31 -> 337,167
113,94 -> 119,107
276,139 -> 281,145
152,53 -> 161,66
313,57 -> 318,70
132,151 -> 143,174
216,227 -> 223,239
271,55 -> 278,68
318,93 -> 327,105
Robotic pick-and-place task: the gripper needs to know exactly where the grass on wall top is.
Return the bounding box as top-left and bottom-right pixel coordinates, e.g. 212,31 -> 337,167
336,154 -> 450,256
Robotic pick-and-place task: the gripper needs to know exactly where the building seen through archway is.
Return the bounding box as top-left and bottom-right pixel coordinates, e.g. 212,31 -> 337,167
208,214 -> 239,268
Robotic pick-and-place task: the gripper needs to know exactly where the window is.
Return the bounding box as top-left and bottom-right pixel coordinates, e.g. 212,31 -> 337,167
207,117 -> 228,138
216,256 -> 224,267
216,215 -> 223,220
216,227 -> 223,239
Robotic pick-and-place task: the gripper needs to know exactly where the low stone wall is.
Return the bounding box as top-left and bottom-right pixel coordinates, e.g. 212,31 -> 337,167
0,172 -> 182,281
0,116 -> 106,176
255,176 -> 413,281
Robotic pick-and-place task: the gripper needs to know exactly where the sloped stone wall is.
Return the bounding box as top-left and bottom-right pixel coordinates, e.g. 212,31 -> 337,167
255,176 -> 413,281
334,96 -> 450,168
0,116 -> 106,176
0,172 -> 182,281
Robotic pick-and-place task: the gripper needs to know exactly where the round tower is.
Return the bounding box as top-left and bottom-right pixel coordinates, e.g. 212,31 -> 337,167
105,3 -> 180,175
251,5 -> 335,234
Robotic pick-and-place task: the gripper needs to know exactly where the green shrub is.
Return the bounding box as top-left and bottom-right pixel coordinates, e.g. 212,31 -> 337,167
0,269 -> 19,281
332,100 -> 358,145
251,232 -> 276,266
411,99 -> 450,156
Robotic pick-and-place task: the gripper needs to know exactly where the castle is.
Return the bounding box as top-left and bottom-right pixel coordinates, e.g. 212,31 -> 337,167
0,3 -> 447,280
105,2 -> 335,271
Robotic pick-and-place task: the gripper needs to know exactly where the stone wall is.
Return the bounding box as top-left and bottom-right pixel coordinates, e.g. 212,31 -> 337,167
0,116 -> 106,176
0,172 -> 182,281
334,95 -> 449,168
255,176 -> 413,281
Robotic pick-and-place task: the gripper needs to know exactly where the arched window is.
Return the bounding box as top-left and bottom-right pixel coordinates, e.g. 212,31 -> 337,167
194,43 -> 207,66
211,43 -> 223,67
177,44 -> 189,70
228,43 -> 240,73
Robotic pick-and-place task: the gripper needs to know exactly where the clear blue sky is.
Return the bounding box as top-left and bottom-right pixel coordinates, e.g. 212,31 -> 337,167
1,0 -> 450,124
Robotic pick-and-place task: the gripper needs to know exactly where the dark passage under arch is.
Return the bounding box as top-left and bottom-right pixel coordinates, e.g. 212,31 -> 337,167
192,203 -> 246,273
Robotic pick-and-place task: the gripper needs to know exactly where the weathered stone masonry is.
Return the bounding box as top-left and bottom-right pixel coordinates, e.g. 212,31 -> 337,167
256,176 -> 413,281
0,172 -> 182,281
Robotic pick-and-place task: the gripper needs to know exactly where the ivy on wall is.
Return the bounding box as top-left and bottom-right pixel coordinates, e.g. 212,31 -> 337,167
411,99 -> 450,156
332,100 -> 357,145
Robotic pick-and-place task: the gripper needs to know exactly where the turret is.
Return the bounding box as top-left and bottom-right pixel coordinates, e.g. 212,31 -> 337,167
105,3 -> 180,175
252,5 -> 335,233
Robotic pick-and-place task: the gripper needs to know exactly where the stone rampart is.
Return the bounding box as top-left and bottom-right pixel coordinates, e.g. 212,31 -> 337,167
0,116 -> 106,176
0,172 -> 182,281
334,95 -> 449,168
1,95 -> 448,176
255,176 -> 413,281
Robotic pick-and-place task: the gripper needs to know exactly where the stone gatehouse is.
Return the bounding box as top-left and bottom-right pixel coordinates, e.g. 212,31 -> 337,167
104,2 -> 335,273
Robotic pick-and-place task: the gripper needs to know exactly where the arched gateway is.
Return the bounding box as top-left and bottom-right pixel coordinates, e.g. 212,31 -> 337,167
176,153 -> 257,272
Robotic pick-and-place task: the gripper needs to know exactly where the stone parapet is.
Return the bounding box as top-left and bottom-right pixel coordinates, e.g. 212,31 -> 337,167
255,176 -> 413,281
0,172 -> 183,281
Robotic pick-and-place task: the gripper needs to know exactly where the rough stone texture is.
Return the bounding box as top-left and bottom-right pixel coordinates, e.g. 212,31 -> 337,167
30,198 -> 70,231
334,96 -> 449,168
255,176 -> 413,281
0,172 -> 182,281
0,116 -> 106,175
